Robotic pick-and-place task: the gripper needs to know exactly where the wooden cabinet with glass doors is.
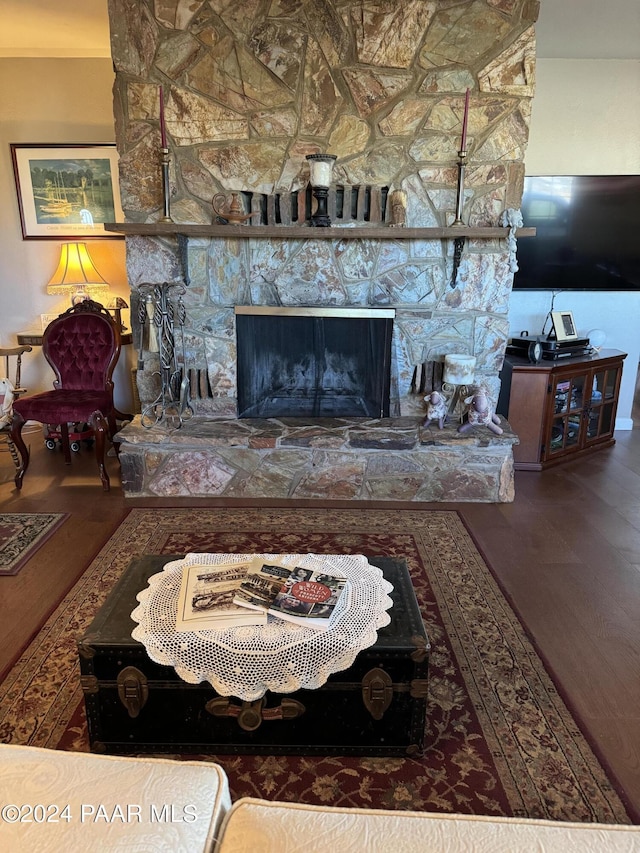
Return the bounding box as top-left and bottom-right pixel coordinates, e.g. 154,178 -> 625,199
497,349 -> 626,470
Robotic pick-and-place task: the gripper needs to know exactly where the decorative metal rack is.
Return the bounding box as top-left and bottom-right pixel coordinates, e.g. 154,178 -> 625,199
137,281 -> 193,429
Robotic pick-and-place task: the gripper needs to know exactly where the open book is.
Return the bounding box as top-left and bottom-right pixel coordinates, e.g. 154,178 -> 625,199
234,557 -> 347,630
175,559 -> 268,632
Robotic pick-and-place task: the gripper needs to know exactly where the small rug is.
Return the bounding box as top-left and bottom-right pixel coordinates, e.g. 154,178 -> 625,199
0,508 -> 631,823
0,513 -> 68,576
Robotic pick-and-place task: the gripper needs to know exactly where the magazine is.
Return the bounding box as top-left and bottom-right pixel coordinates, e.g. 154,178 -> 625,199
232,557 -> 292,613
269,566 -> 348,630
234,557 -> 348,630
175,559 -> 268,632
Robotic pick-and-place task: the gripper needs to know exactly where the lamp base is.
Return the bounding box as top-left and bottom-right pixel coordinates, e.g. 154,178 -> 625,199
71,288 -> 89,306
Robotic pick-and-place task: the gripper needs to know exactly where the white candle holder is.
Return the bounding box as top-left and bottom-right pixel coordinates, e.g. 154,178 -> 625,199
306,154 -> 337,227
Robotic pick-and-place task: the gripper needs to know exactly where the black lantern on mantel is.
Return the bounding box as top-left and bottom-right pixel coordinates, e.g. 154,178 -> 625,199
306,153 -> 337,227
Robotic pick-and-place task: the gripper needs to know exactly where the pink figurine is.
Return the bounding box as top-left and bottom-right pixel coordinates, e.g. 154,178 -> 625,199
423,390 -> 448,429
457,387 -> 503,435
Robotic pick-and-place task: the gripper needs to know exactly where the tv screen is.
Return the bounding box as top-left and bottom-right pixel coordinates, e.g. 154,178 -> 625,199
513,175 -> 640,290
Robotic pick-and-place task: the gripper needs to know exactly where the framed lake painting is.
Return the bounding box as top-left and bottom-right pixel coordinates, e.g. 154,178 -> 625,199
11,143 -> 123,239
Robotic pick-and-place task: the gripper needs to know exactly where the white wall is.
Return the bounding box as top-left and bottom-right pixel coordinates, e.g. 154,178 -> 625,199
512,59 -> 640,428
0,58 -> 133,411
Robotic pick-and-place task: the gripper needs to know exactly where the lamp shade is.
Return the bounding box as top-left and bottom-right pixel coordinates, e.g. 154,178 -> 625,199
443,354 -> 476,385
47,242 -> 110,303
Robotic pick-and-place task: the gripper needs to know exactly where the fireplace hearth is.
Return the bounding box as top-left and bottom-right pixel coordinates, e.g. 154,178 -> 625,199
115,414 -> 518,501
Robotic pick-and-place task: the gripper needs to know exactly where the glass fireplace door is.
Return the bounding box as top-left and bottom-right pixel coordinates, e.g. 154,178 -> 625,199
235,307 -> 394,419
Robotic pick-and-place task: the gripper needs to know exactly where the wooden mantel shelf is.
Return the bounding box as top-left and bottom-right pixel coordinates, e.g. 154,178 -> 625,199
104,222 -> 535,240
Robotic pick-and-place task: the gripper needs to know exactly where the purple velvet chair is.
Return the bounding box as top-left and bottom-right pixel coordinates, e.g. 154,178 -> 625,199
10,300 -> 125,492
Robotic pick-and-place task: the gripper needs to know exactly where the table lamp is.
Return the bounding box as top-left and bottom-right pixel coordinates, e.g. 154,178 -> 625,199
46,242 -> 111,306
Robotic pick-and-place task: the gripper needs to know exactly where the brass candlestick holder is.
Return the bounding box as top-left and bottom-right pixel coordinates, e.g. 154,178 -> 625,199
450,149 -> 467,288
453,149 -> 467,226
160,148 -> 173,223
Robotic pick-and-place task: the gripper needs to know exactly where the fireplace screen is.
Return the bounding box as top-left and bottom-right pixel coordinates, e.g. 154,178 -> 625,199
235,307 -> 394,419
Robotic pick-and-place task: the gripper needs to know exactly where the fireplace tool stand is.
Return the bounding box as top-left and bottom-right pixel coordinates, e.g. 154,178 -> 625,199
138,282 -> 193,429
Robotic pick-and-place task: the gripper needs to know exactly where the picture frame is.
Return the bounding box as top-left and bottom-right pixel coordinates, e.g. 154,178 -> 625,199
10,143 -> 123,239
40,313 -> 59,331
550,310 -> 579,342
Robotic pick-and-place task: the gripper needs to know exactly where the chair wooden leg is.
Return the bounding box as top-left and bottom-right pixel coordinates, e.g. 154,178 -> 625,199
59,422 -> 72,464
107,412 -> 118,442
90,410 -> 110,492
107,408 -> 133,456
9,411 -> 29,490
7,435 -> 20,470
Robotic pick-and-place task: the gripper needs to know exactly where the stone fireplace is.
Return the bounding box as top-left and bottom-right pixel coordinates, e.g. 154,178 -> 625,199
107,0 -> 537,500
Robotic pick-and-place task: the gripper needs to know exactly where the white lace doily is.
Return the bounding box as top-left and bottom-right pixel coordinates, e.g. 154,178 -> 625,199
131,553 -> 394,701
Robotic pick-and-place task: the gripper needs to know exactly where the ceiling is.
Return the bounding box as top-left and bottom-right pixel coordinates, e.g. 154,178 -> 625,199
0,0 -> 638,60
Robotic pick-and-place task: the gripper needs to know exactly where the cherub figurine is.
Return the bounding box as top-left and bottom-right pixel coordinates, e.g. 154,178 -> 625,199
423,390 -> 448,429
457,386 -> 503,435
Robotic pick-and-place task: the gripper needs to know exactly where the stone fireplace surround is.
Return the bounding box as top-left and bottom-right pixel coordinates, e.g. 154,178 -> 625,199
115,227 -> 519,502
108,0 -> 538,501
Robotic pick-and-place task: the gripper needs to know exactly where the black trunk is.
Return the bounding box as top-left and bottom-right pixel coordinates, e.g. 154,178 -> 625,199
78,555 -> 429,757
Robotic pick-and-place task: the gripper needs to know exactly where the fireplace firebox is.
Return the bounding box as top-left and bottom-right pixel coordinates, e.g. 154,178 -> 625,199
235,307 -> 394,419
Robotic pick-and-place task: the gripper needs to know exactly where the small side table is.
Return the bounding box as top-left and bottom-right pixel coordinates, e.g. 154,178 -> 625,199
17,331 -> 133,347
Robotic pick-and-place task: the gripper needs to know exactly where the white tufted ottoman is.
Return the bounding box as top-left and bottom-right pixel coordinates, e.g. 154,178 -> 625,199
0,744 -> 231,852
213,798 -> 639,853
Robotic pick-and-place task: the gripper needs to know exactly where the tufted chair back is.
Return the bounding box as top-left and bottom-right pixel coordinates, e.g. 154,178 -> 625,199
43,302 -> 119,393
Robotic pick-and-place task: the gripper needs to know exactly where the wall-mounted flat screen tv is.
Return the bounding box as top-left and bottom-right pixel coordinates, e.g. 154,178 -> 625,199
513,175 -> 640,290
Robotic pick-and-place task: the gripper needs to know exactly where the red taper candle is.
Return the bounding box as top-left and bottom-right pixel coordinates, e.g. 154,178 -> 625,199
159,86 -> 167,149
460,88 -> 470,152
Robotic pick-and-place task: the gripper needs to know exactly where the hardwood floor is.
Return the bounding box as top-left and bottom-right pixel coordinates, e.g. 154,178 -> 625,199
1,428 -> 640,820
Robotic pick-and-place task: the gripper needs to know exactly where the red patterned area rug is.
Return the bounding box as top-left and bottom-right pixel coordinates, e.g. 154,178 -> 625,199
0,508 -> 630,823
0,512 -> 67,576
